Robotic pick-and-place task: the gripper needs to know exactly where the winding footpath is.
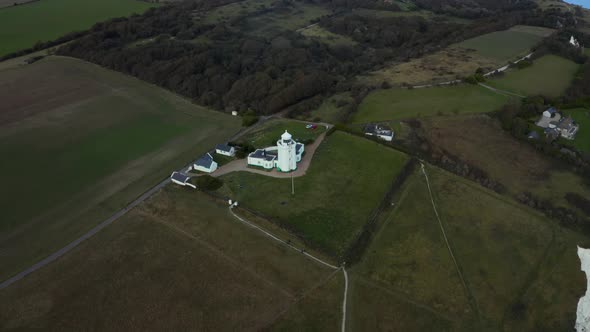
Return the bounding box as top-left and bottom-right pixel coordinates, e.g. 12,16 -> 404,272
228,206 -> 348,332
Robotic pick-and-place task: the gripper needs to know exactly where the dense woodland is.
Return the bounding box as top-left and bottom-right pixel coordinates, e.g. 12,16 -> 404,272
56,0 -> 576,115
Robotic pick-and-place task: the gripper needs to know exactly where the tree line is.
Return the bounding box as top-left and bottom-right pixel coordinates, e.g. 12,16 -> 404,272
55,0 -> 573,116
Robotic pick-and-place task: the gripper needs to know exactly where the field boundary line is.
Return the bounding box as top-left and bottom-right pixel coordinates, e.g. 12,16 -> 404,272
0,179 -> 170,290
420,162 -> 481,319
140,211 -> 294,299
229,207 -> 339,270
261,268 -> 341,330
355,276 -> 455,322
228,207 -> 350,332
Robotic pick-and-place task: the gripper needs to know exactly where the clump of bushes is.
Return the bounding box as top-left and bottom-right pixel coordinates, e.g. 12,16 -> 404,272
464,73 -> 485,84
241,110 -> 259,127
195,175 -> 223,191
516,59 -> 533,69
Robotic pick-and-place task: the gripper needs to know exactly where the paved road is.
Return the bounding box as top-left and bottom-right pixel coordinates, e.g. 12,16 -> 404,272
0,116 -> 279,290
0,178 -> 170,290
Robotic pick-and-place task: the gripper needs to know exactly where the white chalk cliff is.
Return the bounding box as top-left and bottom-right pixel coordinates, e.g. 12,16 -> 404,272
576,246 -> 590,332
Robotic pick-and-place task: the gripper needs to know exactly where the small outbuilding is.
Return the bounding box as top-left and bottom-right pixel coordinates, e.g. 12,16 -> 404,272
364,123 -> 394,142
193,153 -> 218,173
170,171 -> 196,188
216,143 -> 236,157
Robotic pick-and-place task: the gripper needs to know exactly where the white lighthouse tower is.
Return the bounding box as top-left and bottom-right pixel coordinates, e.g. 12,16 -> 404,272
277,130 -> 297,172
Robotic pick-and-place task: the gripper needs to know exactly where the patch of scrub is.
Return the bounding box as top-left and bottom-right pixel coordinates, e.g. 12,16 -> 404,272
576,246 -> 590,332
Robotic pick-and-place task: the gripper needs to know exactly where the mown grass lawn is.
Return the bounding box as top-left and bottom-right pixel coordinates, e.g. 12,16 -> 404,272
0,0 -> 155,57
565,108 -> 590,153
457,25 -> 554,62
487,55 -> 580,97
353,85 -> 511,123
219,131 -> 409,257
239,119 -> 327,148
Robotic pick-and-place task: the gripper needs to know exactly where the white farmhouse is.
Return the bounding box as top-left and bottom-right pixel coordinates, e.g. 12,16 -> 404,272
215,143 -> 235,157
536,107 -> 579,140
247,130 -> 304,172
571,35 -> 581,48
193,153 -> 218,173
170,171 -> 196,188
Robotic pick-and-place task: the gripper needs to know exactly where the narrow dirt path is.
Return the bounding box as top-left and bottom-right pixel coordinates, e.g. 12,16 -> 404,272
478,83 -> 525,98
229,207 -> 338,269
420,163 -> 481,320
228,207 -> 349,332
341,267 -> 349,332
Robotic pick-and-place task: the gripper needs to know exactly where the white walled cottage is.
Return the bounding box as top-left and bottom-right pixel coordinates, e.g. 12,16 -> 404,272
247,130 -> 304,172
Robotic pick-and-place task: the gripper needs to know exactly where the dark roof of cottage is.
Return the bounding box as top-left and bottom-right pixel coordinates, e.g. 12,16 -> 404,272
364,124 -> 377,133
527,131 -> 540,139
216,143 -> 233,152
546,107 -> 557,114
296,143 -> 303,154
250,149 -> 277,161
195,153 -> 214,168
171,172 -> 190,183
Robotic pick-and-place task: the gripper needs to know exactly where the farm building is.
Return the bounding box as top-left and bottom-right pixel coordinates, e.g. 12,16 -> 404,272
216,143 -> 235,157
570,35 -> 581,48
247,130 -> 304,172
170,172 -> 195,188
536,107 -> 579,140
193,153 -> 218,173
364,123 -> 394,141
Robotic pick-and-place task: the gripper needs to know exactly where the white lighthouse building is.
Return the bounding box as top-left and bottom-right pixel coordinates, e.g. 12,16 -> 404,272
277,130 -> 297,172
247,130 -> 304,172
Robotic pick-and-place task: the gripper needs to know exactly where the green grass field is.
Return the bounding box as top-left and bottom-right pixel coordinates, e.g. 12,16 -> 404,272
0,188 -> 334,330
300,25 -> 356,47
565,108 -> 590,153
304,93 -> 353,124
0,56 -> 241,281
218,131 -> 409,257
353,85 -> 511,123
0,0 -> 155,57
350,166 -> 587,331
488,55 -> 580,97
239,119 -> 326,148
458,25 -> 554,62
419,114 -> 590,229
